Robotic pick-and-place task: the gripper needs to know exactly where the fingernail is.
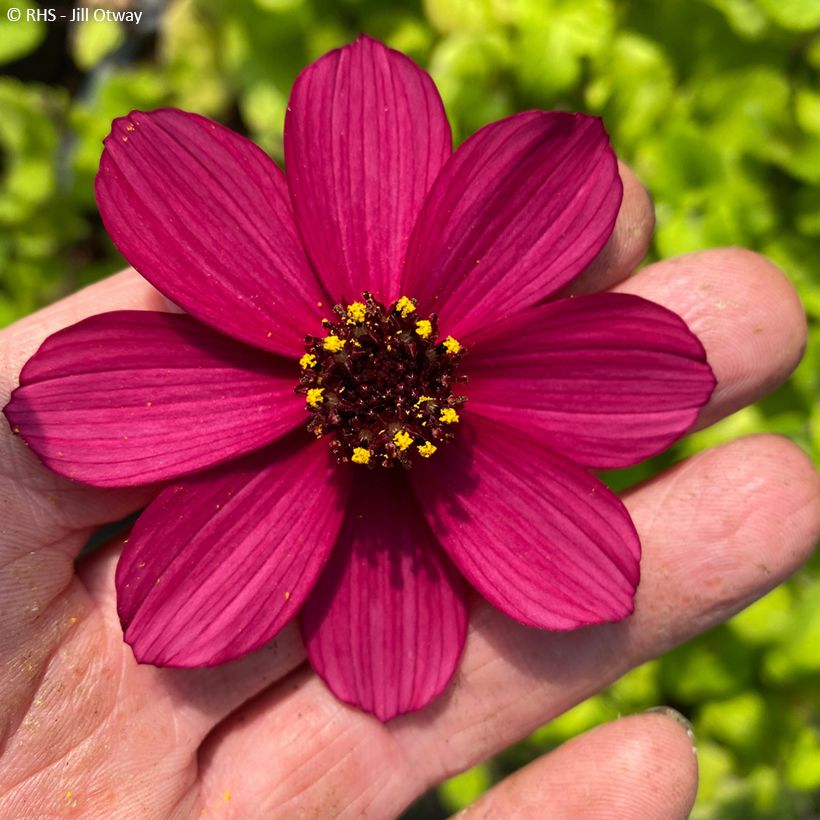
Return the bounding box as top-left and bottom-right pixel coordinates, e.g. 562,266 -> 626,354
644,706 -> 697,751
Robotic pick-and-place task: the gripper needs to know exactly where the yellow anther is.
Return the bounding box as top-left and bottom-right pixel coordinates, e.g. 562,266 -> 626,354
439,408 -> 460,424
415,395 -> 434,407
393,430 -> 413,451
443,336 -> 462,354
351,447 -> 371,465
346,301 -> 367,323
415,320 -> 432,339
299,353 -> 317,369
417,441 -> 437,458
323,334 -> 346,352
395,296 -> 416,317
306,388 -> 325,408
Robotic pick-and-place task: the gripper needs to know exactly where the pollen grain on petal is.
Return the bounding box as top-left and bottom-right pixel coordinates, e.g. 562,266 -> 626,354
395,295 -> 416,317
418,441 -> 437,458
322,334 -> 346,352
306,387 -> 325,408
351,447 -> 371,465
346,301 -> 367,324
443,336 -> 462,355
393,430 -> 413,451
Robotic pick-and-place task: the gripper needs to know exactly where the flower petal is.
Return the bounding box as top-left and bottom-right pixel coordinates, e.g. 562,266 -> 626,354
403,112 -> 622,337
411,417 -> 640,630
95,108 -> 325,356
464,293 -> 717,468
117,437 -> 349,667
301,471 -> 467,721
4,311 -> 302,487
284,35 -> 452,302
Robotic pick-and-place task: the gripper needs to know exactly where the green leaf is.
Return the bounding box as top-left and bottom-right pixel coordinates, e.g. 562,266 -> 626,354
728,585 -> 794,646
423,0 -> 496,33
786,727 -> 820,790
0,1 -> 45,64
755,0 -> 820,30
703,0 -> 769,38
438,764 -> 493,812
698,692 -> 770,754
660,628 -> 754,703
607,660 -> 661,709
71,18 -> 125,70
528,696 -> 619,746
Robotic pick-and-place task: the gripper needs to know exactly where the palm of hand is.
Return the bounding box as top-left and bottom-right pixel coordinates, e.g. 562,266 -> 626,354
1,171 -> 818,819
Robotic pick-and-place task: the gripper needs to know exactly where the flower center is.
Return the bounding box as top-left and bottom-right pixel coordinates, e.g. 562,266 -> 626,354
295,293 -> 467,468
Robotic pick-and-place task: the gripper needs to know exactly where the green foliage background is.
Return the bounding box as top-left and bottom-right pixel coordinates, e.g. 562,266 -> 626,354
1,0 -> 819,816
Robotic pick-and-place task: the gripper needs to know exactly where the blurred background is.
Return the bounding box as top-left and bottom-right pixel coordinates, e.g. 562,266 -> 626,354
1,0 -> 818,816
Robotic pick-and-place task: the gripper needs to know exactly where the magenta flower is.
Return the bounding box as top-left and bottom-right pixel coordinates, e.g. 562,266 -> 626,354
4,37 -> 715,721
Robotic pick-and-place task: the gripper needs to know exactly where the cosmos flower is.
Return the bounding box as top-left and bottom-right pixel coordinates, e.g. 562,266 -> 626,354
3,36 -> 716,721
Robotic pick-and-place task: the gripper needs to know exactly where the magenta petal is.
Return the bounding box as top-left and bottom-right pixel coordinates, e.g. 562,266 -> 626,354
465,293 -> 717,468
284,35 -> 452,301
411,417 -> 640,630
4,311 -> 302,487
117,437 -> 349,667
95,108 -> 325,356
301,471 -> 467,721
403,112 -> 622,336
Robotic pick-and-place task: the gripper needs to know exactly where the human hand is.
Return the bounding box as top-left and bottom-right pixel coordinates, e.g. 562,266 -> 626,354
1,163 -> 818,819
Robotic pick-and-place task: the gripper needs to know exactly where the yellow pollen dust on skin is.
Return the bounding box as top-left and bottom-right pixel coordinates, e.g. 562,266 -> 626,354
299,353 -> 317,369
322,334 -> 346,352
351,447 -> 371,465
393,430 -> 413,451
395,296 -> 416,317
306,387 -> 325,408
415,320 -> 432,339
439,408 -> 460,424
443,336 -> 462,354
418,441 -> 437,458
346,301 -> 367,324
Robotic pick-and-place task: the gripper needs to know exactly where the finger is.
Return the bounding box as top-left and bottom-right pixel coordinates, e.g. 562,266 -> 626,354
184,247 -> 804,739
193,434 -> 819,818
561,161 -> 655,296
0,269 -> 167,547
66,534 -> 307,748
461,711 -> 697,820
0,272 -> 166,686
615,248 -> 806,429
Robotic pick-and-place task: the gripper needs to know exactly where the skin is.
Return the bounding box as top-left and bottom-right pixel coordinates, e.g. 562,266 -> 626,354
0,164 -> 818,819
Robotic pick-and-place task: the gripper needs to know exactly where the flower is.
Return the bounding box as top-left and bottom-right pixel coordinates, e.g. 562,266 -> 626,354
3,36 -> 716,721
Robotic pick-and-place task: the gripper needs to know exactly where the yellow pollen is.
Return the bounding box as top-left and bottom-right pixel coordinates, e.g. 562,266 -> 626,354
395,296 -> 416,317
351,447 -> 371,465
415,320 -> 432,339
393,430 -> 413,451
299,353 -> 317,369
439,408 -> 460,424
306,388 -> 325,408
322,334 -> 346,352
443,336 -> 462,354
418,441 -> 437,458
346,301 -> 367,323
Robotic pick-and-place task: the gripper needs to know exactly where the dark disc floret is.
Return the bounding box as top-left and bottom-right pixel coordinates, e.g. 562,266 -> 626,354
295,293 -> 467,468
